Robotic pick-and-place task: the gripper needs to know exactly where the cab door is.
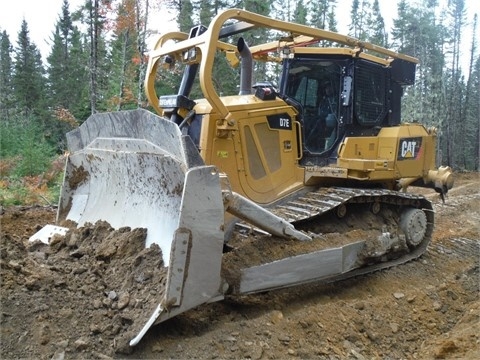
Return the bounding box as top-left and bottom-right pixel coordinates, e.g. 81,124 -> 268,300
234,106 -> 303,204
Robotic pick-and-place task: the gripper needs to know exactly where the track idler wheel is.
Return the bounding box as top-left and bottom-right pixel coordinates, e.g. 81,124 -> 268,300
370,201 -> 381,214
336,204 -> 347,218
400,208 -> 427,247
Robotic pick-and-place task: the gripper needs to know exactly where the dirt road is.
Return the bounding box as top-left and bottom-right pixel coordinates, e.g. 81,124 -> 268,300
1,173 -> 478,359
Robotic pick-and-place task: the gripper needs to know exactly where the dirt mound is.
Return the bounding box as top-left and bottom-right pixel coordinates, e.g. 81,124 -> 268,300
1,173 -> 479,359
1,217 -> 167,358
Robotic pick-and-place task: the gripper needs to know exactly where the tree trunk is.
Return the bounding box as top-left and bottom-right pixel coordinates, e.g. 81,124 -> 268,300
89,0 -> 99,114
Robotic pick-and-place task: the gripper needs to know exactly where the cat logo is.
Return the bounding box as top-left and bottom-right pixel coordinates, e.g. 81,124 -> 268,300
398,137 -> 422,160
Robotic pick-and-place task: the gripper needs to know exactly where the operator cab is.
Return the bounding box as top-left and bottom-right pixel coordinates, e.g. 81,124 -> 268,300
279,55 -> 412,167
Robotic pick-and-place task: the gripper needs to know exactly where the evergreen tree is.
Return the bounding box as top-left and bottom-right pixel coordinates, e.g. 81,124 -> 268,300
12,20 -> 46,118
309,0 -> 338,46
0,30 -> 14,121
445,0 -> 467,168
47,0 -> 89,120
198,0 -> 214,25
182,1 -> 196,31
464,15 -> 479,170
78,0 -> 110,114
348,0 -> 373,41
326,2 -> 338,34
310,0 -> 330,30
241,0 -> 272,18
293,0 -> 308,25
170,0 -> 195,32
272,0 -> 296,22
240,0 -> 273,89
472,56 -> 480,170
369,0 -> 387,47
349,0 -> 361,38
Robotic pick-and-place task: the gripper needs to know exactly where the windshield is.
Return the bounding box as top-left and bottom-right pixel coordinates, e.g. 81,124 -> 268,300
284,60 -> 342,153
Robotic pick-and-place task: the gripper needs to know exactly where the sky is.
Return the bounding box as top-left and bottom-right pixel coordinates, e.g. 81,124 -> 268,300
0,0 -> 479,67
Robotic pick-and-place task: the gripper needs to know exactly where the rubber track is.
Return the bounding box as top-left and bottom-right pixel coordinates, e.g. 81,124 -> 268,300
235,187 -> 434,284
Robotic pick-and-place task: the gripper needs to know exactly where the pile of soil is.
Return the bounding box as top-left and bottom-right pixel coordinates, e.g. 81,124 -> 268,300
1,218 -> 168,358
1,173 -> 479,359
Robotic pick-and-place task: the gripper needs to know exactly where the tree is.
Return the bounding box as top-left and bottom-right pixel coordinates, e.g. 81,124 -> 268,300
272,0 -> 296,22
167,0 -> 194,32
12,20 -> 46,118
444,0 -> 466,168
326,2 -> 338,34
310,0 -> 330,30
2,0 -> 479,172
0,30 -> 14,121
108,0 -> 140,110
198,0 -> 214,25
293,0 -> 308,25
369,0 -> 387,47
349,0 -> 379,41
349,0 -> 361,38
460,12 -> 478,170
78,0 -> 111,114
472,56 -> 480,170
47,0 -> 90,120
134,0 -> 151,107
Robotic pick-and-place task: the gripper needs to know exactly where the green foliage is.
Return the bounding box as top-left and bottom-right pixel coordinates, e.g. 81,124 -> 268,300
0,179 -> 29,206
0,30 -> 14,121
177,0 -> 195,32
12,20 -> 46,118
0,173 -> 62,206
0,0 -> 478,173
0,113 -> 60,206
0,116 -> 55,177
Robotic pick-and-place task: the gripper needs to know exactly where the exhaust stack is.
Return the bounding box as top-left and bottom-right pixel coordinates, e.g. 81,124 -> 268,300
237,37 -> 253,95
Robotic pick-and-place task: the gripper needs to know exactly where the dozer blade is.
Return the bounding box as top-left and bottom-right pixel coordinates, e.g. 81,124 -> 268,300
56,109 -> 226,345
59,109 -> 202,259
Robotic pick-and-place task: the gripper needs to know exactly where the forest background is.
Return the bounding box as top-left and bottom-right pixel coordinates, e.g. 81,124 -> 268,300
0,0 -> 479,206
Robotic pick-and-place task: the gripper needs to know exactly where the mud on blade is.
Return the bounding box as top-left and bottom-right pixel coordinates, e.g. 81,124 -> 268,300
58,109 -> 210,266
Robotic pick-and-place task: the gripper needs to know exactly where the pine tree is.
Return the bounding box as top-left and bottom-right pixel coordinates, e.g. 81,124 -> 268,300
369,0 -> 387,47
464,15 -> 479,170
12,20 -> 46,118
0,30 -> 14,121
47,0 -> 89,120
171,0 -> 195,32
348,0 -> 373,41
293,1 -> 308,25
310,0 -> 330,30
239,0 -> 273,89
326,2 -> 338,34
198,0 -> 214,25
349,0 -> 361,38
472,57 -> 480,170
445,0 -> 467,168
78,0 -> 110,114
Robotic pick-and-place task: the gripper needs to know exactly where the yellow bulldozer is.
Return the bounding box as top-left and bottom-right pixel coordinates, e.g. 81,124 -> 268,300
34,9 -> 453,346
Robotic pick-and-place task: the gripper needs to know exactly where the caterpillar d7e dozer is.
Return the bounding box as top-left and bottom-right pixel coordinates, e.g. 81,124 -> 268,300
37,9 -> 454,346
